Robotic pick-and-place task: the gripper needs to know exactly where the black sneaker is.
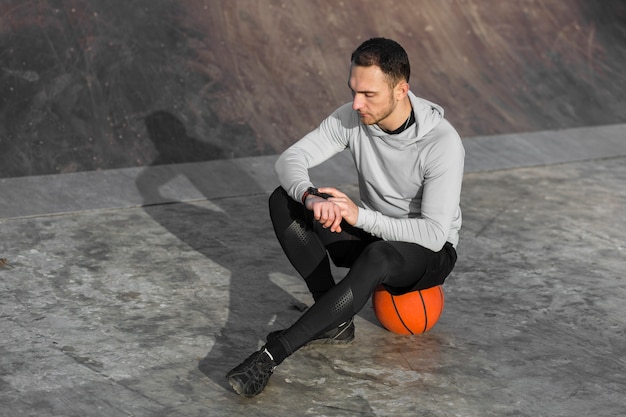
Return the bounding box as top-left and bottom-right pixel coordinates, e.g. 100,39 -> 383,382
226,348 -> 276,397
267,318 -> 355,346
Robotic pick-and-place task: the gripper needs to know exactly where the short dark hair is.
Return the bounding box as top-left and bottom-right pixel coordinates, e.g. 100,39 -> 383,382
351,37 -> 410,86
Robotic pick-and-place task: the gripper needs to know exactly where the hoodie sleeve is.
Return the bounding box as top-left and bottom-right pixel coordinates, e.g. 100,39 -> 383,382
275,104 -> 353,202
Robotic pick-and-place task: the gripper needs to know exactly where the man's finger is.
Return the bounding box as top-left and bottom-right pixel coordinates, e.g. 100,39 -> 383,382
318,187 -> 344,198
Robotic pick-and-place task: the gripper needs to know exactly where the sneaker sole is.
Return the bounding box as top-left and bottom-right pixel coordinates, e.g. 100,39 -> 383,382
227,376 -> 244,396
305,325 -> 355,347
304,337 -> 354,347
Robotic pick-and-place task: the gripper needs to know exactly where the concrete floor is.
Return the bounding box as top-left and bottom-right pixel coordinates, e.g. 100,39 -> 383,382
1,124 -> 626,416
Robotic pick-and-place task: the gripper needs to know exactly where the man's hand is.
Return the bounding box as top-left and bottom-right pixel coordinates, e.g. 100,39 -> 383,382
319,187 -> 359,226
305,194 -> 344,233
304,187 -> 358,233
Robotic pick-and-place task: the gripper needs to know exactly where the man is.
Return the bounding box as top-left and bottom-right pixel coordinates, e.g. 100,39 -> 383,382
226,37 -> 464,397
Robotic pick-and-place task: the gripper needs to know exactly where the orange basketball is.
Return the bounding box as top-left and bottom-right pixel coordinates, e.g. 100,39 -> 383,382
372,285 -> 444,335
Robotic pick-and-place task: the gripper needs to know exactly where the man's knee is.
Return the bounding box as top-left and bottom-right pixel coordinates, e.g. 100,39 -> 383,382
269,186 -> 288,208
269,186 -> 290,219
269,186 -> 312,233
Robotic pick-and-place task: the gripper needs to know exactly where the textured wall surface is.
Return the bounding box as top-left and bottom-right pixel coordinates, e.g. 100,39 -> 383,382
1,0 -> 625,178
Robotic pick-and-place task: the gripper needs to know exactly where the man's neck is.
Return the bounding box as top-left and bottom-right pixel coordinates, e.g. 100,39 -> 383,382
379,99 -> 414,134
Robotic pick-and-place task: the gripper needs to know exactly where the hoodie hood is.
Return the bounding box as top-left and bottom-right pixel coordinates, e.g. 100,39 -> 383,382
366,91 -> 444,146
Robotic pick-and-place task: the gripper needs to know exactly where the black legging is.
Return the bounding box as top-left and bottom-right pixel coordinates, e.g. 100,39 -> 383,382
266,187 -> 457,363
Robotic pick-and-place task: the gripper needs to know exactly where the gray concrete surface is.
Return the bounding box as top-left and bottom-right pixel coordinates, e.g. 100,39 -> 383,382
1,125 -> 626,416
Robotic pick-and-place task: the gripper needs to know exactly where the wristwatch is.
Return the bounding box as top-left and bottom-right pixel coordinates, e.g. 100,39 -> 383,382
301,187 -> 332,204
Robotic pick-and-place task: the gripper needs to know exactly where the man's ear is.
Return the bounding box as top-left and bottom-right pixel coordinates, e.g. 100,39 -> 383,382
395,81 -> 410,100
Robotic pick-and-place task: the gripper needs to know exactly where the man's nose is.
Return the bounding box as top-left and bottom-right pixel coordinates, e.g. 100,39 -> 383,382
352,94 -> 364,110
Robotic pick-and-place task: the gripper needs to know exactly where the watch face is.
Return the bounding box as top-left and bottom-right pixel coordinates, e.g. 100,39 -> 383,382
306,187 -> 331,200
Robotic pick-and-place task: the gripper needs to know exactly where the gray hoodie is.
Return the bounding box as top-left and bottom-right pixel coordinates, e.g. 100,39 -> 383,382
275,91 -> 465,252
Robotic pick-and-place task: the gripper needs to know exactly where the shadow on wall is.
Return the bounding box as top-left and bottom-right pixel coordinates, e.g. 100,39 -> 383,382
144,111 -> 224,165
0,1 -> 261,179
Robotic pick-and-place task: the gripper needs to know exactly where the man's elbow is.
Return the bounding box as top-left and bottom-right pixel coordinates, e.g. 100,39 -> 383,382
422,223 -> 448,252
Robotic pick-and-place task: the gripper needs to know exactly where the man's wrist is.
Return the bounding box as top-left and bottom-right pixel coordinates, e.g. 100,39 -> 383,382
301,187 -> 331,204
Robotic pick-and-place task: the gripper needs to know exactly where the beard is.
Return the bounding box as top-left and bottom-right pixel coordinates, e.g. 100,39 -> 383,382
358,98 -> 397,127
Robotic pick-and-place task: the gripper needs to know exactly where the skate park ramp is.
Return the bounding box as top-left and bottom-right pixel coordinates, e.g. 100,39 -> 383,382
1,1 -> 626,416
0,0 -> 625,177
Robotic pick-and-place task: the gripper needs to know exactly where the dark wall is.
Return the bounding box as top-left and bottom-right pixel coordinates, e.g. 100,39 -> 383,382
1,0 -> 625,178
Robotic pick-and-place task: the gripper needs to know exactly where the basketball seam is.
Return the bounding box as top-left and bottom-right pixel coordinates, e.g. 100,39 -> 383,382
437,285 -> 444,318
391,295 -> 414,335
418,290 -> 428,333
